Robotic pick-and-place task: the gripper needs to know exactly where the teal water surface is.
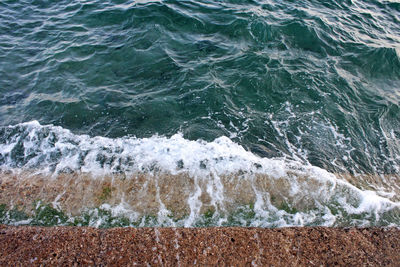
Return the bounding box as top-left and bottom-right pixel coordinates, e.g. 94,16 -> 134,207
0,0 -> 400,227
1,0 -> 399,174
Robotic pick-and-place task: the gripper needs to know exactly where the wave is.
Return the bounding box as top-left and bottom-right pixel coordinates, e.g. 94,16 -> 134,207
0,121 -> 399,227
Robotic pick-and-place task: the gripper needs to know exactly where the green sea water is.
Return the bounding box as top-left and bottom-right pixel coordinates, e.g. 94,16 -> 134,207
0,0 -> 400,227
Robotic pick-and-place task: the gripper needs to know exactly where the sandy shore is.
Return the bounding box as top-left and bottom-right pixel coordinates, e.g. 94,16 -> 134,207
0,225 -> 399,266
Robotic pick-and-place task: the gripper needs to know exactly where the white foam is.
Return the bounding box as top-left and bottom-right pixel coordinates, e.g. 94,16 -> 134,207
0,120 -> 292,178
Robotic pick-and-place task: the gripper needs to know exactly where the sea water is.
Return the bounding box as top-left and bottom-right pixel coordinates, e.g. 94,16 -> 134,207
0,0 -> 399,227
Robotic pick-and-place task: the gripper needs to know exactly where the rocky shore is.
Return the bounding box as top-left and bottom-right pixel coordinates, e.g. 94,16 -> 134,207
0,225 -> 399,266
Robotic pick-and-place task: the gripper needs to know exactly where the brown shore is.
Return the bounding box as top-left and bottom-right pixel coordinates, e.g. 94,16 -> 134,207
2,171 -> 399,221
0,225 -> 399,266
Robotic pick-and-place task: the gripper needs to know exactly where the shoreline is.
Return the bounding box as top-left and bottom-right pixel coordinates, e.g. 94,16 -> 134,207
1,225 -> 399,266
1,171 -> 399,227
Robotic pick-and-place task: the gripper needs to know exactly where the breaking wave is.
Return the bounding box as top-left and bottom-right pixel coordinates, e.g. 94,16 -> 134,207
0,121 -> 399,227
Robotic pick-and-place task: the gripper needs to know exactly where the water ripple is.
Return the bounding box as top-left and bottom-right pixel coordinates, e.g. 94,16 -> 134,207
0,0 -> 399,175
